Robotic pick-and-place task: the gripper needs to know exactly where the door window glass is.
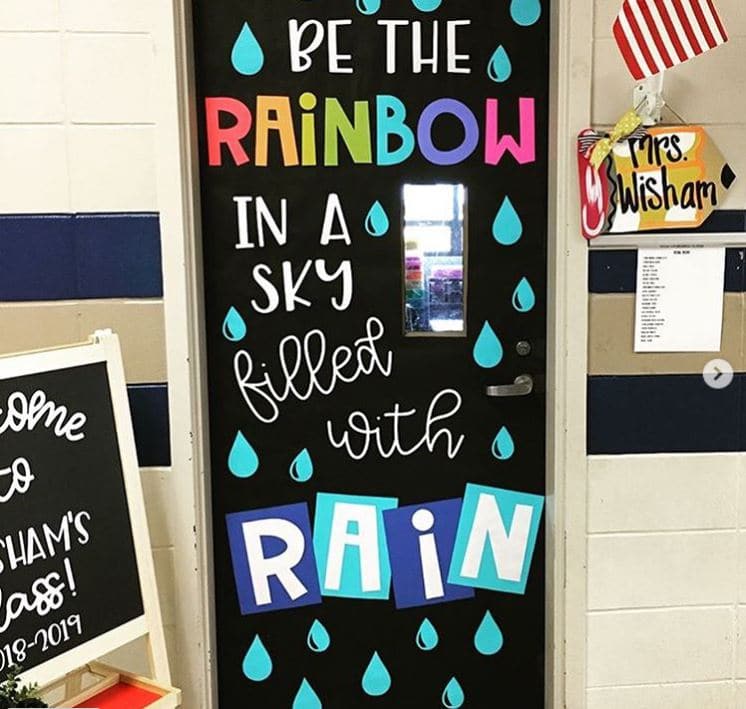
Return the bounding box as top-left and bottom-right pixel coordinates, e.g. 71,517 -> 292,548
403,183 -> 466,335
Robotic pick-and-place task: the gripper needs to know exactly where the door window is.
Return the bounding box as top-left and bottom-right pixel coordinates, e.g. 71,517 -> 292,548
403,183 -> 466,335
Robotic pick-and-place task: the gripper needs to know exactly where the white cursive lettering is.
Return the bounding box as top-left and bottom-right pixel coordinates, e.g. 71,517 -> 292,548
234,316 -> 393,423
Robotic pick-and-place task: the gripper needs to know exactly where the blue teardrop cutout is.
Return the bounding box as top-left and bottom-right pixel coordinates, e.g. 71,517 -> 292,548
228,431 -> 259,478
487,45 -> 512,82
511,0 -> 542,26
474,610 -> 504,655
362,652 -> 391,696
473,322 -> 503,369
415,618 -> 439,651
512,277 -> 536,312
307,619 -> 331,653
492,197 -> 523,246
441,677 -> 465,708
222,306 -> 247,341
290,448 -> 314,483
412,0 -> 442,10
242,635 -> 272,682
231,23 -> 264,76
293,678 -> 322,709
365,201 -> 390,237
356,0 -> 381,15
492,426 -> 515,461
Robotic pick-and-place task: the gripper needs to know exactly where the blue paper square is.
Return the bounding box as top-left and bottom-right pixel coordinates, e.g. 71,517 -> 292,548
384,498 -> 475,609
226,502 -> 321,615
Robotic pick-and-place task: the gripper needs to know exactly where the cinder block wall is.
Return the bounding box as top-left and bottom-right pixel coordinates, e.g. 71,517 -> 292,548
586,2 -> 746,707
0,0 -> 178,688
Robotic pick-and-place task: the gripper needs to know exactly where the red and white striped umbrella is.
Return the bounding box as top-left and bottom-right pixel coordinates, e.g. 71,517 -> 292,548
613,0 -> 728,80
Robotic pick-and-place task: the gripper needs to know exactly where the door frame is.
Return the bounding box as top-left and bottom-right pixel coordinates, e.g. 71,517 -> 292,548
154,0 -> 592,705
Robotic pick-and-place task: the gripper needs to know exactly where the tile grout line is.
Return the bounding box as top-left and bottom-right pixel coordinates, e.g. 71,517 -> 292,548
588,528 -> 739,537
59,7 -> 73,214
588,603 -> 738,615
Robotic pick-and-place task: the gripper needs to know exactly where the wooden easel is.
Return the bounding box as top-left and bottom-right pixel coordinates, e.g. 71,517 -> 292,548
0,332 -> 174,703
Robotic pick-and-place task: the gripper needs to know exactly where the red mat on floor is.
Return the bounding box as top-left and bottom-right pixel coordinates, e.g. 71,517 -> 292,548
74,682 -> 161,708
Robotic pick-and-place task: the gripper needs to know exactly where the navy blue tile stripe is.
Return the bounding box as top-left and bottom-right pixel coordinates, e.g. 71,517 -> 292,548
588,249 -> 638,293
0,213 -> 163,301
588,374 -> 744,454
127,384 -> 171,467
663,209 -> 746,234
590,247 -> 744,293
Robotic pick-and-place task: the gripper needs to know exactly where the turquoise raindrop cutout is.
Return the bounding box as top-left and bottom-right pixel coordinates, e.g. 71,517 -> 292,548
307,619 -> 331,653
362,651 -> 392,697
356,0 -> 381,15
487,45 -> 512,83
242,635 -> 272,682
511,0 -> 542,26
365,201 -> 390,237
231,23 -> 264,76
412,0 -> 443,10
492,197 -> 523,246
473,322 -> 503,369
293,678 -> 322,709
512,277 -> 536,312
441,677 -> 465,708
229,431 -> 259,478
222,306 -> 247,342
290,448 -> 314,483
491,426 -> 515,461
415,618 -> 439,651
474,611 -> 504,655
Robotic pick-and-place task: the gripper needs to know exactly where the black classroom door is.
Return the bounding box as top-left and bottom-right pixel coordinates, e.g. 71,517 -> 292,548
191,1 -> 550,706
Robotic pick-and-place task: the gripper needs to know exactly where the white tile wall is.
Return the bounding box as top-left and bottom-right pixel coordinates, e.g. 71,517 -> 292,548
739,532 -> 746,604
0,21 -> 158,214
152,547 -> 177,628
61,0 -> 154,33
68,125 -> 157,211
587,607 -> 734,687
0,33 -> 65,122
587,681 -> 736,709
0,125 -> 70,212
588,455 -> 746,704
0,1 -> 58,31
140,468 -> 177,548
588,531 -> 738,610
64,34 -> 155,124
588,455 -> 740,532
737,606 -> 746,678
738,468 -> 746,527
739,682 -> 746,706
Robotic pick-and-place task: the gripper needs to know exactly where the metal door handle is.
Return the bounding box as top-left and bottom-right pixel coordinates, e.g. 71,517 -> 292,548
486,374 -> 534,398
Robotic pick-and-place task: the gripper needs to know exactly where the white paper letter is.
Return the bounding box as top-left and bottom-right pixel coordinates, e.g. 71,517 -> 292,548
324,502 -> 381,592
242,518 -> 308,606
459,495 -> 534,582
412,508 -> 444,599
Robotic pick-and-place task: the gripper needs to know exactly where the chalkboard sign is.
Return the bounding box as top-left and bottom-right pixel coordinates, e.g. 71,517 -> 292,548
0,333 -> 170,687
191,0 -> 550,705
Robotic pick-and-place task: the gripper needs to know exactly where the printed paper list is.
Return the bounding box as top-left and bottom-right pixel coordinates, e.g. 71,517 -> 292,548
634,247 -> 725,353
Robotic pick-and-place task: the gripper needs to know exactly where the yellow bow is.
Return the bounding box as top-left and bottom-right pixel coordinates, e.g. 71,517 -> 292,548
590,110 -> 643,169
